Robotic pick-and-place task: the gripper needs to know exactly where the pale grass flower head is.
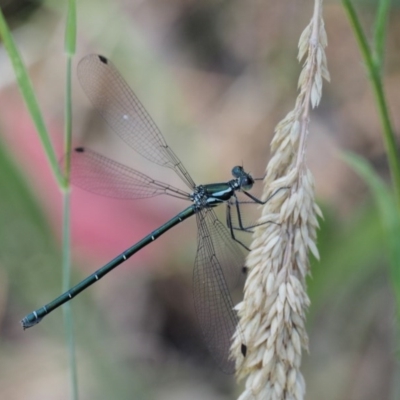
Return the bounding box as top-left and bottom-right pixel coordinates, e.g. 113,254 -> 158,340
231,1 -> 329,399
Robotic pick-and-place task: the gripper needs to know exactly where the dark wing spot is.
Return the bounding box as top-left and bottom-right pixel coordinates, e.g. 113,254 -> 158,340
242,266 -> 248,275
98,55 -> 108,64
75,147 -> 85,153
241,343 -> 247,357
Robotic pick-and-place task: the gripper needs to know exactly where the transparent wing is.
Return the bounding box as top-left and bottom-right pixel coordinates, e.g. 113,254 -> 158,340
69,147 -> 191,200
194,208 -> 245,373
77,54 -> 195,189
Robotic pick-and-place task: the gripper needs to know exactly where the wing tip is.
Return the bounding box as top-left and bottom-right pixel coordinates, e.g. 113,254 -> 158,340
241,343 -> 247,357
98,55 -> 108,64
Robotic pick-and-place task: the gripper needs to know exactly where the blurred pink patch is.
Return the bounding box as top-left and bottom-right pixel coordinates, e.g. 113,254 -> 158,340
0,89 -> 182,273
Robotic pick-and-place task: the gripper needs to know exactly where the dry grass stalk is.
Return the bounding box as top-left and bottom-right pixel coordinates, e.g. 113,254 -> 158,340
231,1 -> 329,399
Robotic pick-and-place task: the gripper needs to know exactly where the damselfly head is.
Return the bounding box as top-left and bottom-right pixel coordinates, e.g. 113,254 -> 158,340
231,165 -> 244,178
232,166 -> 254,191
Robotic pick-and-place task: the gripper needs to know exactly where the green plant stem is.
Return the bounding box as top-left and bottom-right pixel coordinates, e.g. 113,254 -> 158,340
63,54 -> 77,400
342,0 -> 400,209
62,192 -> 79,400
64,56 -> 73,179
65,0 -> 77,57
373,0 -> 391,72
64,0 -> 76,179
63,1 -> 77,398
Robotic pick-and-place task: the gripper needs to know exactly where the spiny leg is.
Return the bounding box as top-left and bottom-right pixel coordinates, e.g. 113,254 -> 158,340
226,187 -> 289,250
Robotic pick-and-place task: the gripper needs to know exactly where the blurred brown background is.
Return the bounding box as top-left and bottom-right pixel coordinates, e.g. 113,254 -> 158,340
0,0 -> 400,399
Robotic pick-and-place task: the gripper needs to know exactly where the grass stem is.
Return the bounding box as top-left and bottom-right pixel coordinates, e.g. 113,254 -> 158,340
342,0 -> 400,209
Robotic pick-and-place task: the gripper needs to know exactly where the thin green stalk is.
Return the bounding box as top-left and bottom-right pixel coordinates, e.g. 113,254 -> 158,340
342,0 -> 400,210
0,8 -> 65,188
64,0 -> 76,180
62,192 -> 78,400
62,51 -> 78,400
64,56 -> 73,180
64,0 -> 76,179
373,0 -> 391,73
63,1 -> 78,399
65,0 -> 77,57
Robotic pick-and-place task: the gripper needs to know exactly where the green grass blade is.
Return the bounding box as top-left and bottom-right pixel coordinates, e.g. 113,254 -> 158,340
373,0 -> 391,72
342,152 -> 400,319
0,8 -> 65,188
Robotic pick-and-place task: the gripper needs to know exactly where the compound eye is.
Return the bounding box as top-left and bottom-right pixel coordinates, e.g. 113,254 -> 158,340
241,176 -> 254,191
232,166 -> 243,177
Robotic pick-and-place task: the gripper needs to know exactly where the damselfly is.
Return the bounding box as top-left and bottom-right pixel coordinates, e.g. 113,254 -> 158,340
22,54 -> 278,373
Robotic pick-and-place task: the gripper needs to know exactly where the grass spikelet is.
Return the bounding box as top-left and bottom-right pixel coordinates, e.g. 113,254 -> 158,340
231,1 -> 329,399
